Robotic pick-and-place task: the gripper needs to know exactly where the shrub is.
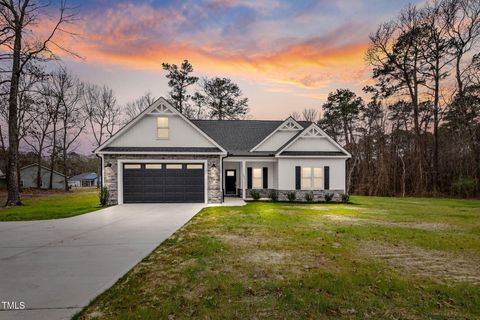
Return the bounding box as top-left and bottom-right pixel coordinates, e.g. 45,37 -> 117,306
304,192 -> 314,202
452,177 -> 476,198
250,190 -> 261,201
268,190 -> 278,202
324,192 -> 334,203
99,187 -> 109,207
341,193 -> 350,203
287,191 -> 296,202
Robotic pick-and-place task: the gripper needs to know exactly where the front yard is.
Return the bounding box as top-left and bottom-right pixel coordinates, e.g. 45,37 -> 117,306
77,196 -> 480,319
0,188 -> 100,221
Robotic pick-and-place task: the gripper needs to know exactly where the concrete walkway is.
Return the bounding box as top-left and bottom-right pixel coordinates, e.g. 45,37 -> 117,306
0,203 -> 204,320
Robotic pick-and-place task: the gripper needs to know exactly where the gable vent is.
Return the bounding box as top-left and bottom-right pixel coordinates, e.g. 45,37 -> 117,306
279,118 -> 303,131
149,104 -> 174,115
303,126 -> 324,138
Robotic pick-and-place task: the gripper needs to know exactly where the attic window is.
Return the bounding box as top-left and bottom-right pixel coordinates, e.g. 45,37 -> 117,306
157,117 -> 169,139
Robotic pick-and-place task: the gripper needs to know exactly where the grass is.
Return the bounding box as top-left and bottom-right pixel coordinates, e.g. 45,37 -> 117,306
0,188 -> 100,221
76,196 -> 480,319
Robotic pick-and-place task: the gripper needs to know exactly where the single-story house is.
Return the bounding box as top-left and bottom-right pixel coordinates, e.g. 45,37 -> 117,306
68,172 -> 98,187
95,97 -> 351,204
20,164 -> 66,189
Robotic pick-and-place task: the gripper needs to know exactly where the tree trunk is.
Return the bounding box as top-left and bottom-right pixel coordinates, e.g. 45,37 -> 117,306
5,28 -> 23,207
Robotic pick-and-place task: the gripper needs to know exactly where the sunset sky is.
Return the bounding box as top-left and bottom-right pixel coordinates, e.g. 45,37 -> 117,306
60,0 -> 419,120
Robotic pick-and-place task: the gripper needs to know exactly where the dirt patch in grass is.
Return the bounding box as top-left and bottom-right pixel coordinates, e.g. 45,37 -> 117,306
324,214 -> 452,231
360,241 -> 480,284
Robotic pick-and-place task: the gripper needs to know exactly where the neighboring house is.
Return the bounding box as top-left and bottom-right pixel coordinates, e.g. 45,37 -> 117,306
95,98 -> 351,204
68,172 -> 98,187
20,164 -> 66,189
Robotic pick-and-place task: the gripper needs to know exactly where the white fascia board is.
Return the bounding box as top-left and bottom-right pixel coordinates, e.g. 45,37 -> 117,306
97,151 -> 227,155
275,123 -> 352,158
249,117 -> 303,152
275,155 -> 351,159
223,157 -> 277,162
94,97 -> 227,154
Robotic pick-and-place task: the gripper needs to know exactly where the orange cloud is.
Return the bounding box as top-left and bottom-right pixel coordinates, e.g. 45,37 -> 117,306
47,2 -> 371,95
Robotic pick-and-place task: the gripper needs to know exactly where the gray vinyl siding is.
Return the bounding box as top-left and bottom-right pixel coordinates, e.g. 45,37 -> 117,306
20,166 -> 66,189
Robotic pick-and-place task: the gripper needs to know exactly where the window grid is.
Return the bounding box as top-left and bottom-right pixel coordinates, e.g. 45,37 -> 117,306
252,168 -> 263,189
301,167 -> 323,190
157,117 -> 169,139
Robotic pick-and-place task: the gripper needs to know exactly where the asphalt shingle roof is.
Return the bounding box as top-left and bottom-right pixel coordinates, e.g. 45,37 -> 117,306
192,120 -> 312,155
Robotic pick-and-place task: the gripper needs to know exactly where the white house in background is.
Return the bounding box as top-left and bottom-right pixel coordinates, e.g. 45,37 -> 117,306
95,97 -> 351,204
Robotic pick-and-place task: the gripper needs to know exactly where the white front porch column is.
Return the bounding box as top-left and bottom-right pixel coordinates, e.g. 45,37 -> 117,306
242,160 -> 246,199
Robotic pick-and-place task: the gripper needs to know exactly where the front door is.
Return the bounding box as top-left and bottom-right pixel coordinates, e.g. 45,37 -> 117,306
225,170 -> 236,195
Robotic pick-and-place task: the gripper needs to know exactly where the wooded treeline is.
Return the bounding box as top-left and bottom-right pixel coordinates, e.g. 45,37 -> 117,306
301,0 -> 479,198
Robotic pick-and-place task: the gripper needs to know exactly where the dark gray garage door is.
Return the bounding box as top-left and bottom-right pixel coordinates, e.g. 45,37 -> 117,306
123,163 -> 204,203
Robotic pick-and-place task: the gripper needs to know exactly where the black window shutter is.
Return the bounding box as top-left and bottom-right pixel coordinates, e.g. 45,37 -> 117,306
324,166 -> 330,190
262,167 -> 268,189
295,166 -> 301,190
247,167 -> 252,189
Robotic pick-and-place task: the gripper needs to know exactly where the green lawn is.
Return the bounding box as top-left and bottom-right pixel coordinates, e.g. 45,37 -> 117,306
76,196 -> 480,319
0,188 -> 100,221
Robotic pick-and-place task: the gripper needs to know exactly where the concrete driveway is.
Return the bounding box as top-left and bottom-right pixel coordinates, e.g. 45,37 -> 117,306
0,203 -> 204,320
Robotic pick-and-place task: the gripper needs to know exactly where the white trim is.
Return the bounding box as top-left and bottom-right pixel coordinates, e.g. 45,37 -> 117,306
117,159 -> 208,205
250,117 -> 303,152
276,155 -> 350,159
242,160 -> 246,200
101,154 -> 105,188
275,123 -> 352,158
223,157 -> 277,162
95,97 -> 227,154
219,155 -> 224,200
97,151 -> 227,155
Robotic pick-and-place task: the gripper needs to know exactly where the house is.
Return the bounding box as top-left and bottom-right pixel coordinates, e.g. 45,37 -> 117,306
68,172 -> 98,187
18,164 -> 66,189
95,98 -> 351,204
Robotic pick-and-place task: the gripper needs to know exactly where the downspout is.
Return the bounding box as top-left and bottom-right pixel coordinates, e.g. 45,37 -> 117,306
95,153 -> 104,188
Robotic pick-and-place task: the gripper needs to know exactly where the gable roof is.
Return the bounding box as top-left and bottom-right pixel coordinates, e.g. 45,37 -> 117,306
275,123 -> 351,158
21,164 -> 66,177
95,98 -> 227,154
69,172 -> 98,181
249,117 -> 304,152
192,120 -> 311,156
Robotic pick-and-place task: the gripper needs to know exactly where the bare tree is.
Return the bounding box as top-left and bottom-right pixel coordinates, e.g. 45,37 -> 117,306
56,70 -> 84,190
24,83 -> 55,188
289,111 -> 301,120
82,84 -> 120,148
124,91 -> 155,123
301,108 -> 319,122
0,0 -> 77,206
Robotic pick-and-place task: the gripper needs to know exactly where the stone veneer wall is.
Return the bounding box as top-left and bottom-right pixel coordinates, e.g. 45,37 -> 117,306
102,154 -> 222,205
240,188 -> 345,202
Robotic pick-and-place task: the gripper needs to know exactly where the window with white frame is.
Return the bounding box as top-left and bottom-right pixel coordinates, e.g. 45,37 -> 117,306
301,167 -> 323,190
157,117 -> 169,139
252,168 -> 263,189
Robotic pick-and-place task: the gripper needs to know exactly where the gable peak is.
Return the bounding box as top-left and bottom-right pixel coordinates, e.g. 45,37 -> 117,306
303,125 -> 324,138
279,117 -> 303,131
148,102 -> 175,115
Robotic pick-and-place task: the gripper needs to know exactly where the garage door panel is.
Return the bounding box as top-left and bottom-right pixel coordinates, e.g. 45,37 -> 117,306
123,163 -> 204,203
